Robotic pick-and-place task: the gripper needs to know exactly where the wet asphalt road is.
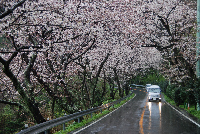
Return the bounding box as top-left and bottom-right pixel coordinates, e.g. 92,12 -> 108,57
74,88 -> 200,134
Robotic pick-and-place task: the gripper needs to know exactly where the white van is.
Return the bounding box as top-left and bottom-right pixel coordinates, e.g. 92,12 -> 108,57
145,84 -> 151,92
148,85 -> 161,102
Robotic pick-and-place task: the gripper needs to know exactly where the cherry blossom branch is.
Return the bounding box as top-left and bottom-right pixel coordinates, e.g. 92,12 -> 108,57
0,46 -> 43,53
46,58 -> 56,73
53,32 -> 90,44
2,59 -> 46,123
74,61 -> 86,70
172,48 -> 195,80
9,23 -> 73,30
24,53 -> 37,82
141,39 -> 177,51
167,3 -> 179,19
157,15 -> 172,36
32,69 -> 75,114
0,56 -> 6,65
0,0 -> 27,19
113,67 -> 122,97
0,34 -> 42,54
95,53 -> 110,80
71,34 -> 83,40
53,39 -> 70,44
8,35 -> 18,50
7,52 -> 18,65
0,50 -> 44,53
11,10 -> 26,25
64,38 -> 96,67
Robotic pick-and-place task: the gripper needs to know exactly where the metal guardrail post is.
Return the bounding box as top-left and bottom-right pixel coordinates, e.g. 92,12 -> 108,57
63,123 -> 65,131
78,117 -> 80,123
17,91 -> 134,134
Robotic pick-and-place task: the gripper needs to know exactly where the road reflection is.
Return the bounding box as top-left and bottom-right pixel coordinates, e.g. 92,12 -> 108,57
159,102 -> 162,131
148,102 -> 152,130
147,101 -> 162,131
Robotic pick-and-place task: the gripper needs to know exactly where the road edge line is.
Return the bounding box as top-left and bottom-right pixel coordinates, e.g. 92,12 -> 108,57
165,101 -> 200,127
72,94 -> 137,134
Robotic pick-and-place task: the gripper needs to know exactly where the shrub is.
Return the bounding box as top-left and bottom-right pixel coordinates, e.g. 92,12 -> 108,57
165,85 -> 176,100
174,87 -> 187,106
0,105 -> 26,134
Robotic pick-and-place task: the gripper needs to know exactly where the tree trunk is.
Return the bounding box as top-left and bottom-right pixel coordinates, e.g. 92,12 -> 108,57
113,67 -> 123,98
101,70 -> 106,98
3,66 -> 46,124
92,53 -> 110,105
124,82 -> 129,96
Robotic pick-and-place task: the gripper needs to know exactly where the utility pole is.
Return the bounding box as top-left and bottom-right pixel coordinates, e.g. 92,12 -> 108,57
196,0 -> 200,110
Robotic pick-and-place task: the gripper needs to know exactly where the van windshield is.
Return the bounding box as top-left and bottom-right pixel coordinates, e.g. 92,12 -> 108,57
146,84 -> 151,87
149,88 -> 160,93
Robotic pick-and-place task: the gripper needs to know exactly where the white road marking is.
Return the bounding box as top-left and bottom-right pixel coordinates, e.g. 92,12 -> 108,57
73,94 -> 137,134
165,101 -> 200,127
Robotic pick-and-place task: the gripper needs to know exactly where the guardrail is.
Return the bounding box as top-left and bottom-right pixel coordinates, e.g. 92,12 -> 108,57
129,84 -> 145,88
17,90 -> 134,134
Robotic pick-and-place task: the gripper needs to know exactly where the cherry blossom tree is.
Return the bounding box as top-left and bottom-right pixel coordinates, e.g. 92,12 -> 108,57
0,0 -> 196,131
137,0 -> 196,85
0,0 -> 99,124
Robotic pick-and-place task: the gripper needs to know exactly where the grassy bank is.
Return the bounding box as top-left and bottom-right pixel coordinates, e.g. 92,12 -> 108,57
163,93 -> 200,119
55,92 -> 135,134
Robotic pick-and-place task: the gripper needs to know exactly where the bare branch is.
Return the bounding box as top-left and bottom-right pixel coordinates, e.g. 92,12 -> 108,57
0,0 -> 27,19
11,10 -> 26,25
95,53 -> 110,79
92,53 -> 110,104
0,100 -> 22,108
141,42 -> 176,51
0,56 -> 6,65
71,34 -> 83,40
157,15 -> 172,36
0,50 -> 44,53
7,51 -> 18,65
24,53 -> 37,82
65,38 -> 96,67
74,61 -> 86,70
167,3 -> 179,18
9,35 -> 18,50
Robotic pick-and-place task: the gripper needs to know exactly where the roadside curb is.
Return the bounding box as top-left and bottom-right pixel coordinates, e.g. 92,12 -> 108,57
162,93 -> 200,127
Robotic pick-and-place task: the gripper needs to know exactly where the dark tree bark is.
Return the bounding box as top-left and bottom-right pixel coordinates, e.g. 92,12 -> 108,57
113,67 -> 123,98
92,53 -> 110,106
0,100 -> 22,108
101,70 -> 107,99
106,75 -> 118,100
124,82 -> 129,96
0,0 -> 27,19
107,77 -> 115,100
51,96 -> 56,119
1,61 -> 46,124
32,70 -> 75,114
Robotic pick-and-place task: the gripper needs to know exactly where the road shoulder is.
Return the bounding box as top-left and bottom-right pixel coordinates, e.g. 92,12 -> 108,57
161,93 -> 200,127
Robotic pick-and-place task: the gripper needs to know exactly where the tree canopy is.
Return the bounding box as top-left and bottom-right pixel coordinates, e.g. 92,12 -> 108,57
0,0 -> 197,132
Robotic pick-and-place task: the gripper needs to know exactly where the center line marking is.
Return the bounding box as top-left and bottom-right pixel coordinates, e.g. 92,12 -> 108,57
139,99 -> 148,134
